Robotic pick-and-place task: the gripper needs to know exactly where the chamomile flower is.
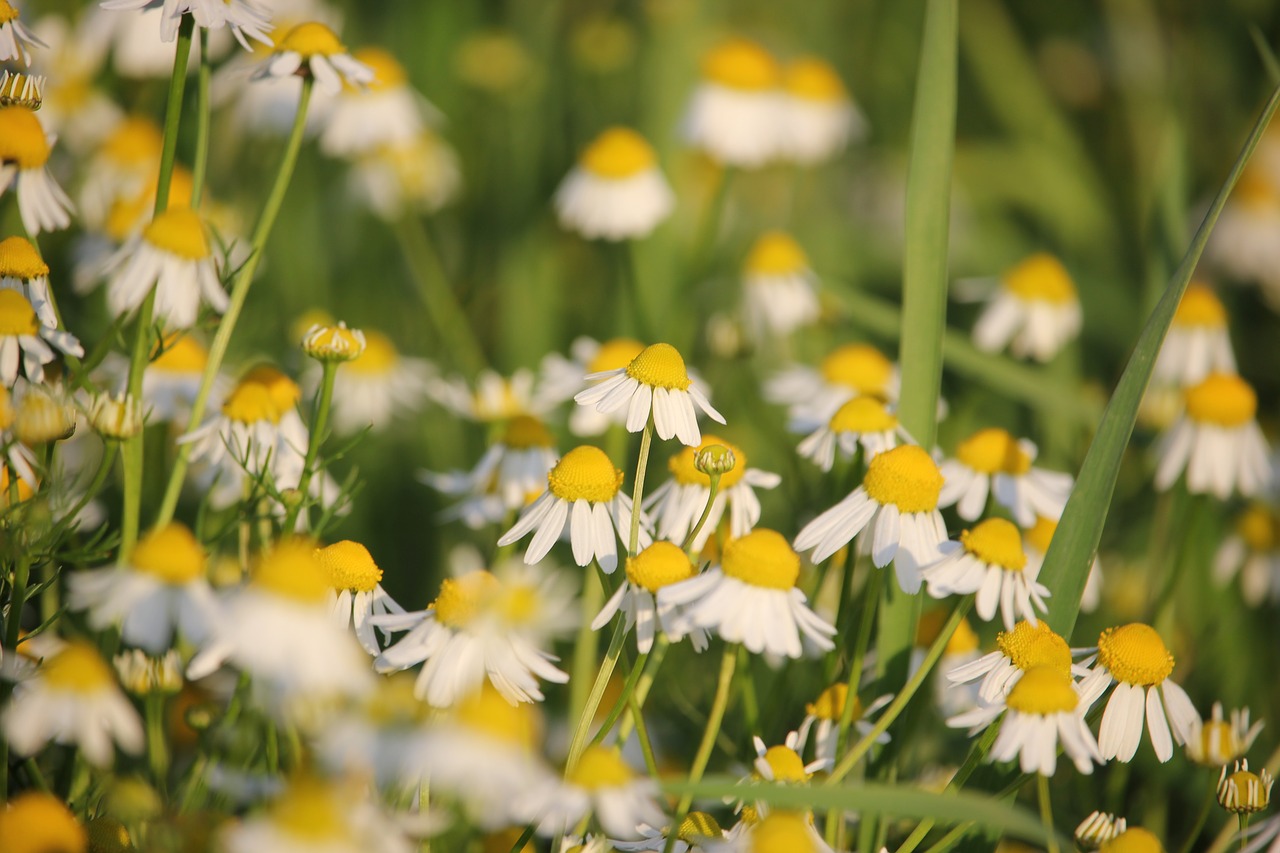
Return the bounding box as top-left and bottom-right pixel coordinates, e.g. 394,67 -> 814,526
0,68 -> 42,108
0,288 -> 82,385
301,320 -> 364,362
946,619 -> 1074,704
555,126 -> 675,241
0,235 -> 56,326
518,744 -> 665,838
318,46 -> 435,157
346,129 -> 462,221
1081,623 -> 1200,763
574,342 -> 725,446
660,529 -> 836,658
704,811 -> 835,853
644,436 -> 780,552
0,2 -> 45,65
592,540 -> 709,653
1153,282 -> 1236,386
373,564 -> 574,707
141,332 -> 220,423
316,672 -> 432,786
796,683 -> 893,765
3,639 -> 144,767
316,540 -> 405,656
1076,812 -> 1127,851
428,367 -> 539,423
0,105 -> 74,234
1219,760 -> 1274,815
104,207 -> 228,329
938,428 -> 1073,526
0,792 -> 87,853
779,56 -> 864,165
740,231 -> 820,343
1205,163 -> 1280,308
253,21 -> 373,92
751,732 -> 831,794
1186,702 -> 1264,767
612,812 -> 727,852
67,522 -> 219,653
1154,373 -> 1272,499
425,414 -> 558,525
947,665 -> 1103,776
537,336 -> 646,435
923,518 -> 1050,631
972,253 -> 1082,362
1214,502 -> 1280,606
323,330 -> 434,434
794,444 -> 948,593
765,342 -> 900,430
99,0 -> 272,50
796,396 -> 908,471
684,37 -> 783,168
1023,515 -> 1102,613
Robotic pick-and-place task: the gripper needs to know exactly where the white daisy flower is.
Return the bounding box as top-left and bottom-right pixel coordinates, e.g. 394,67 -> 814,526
660,529 -> 836,658
517,744 -> 666,839
1023,514 -> 1102,614
316,540 -> 406,656
751,732 -> 831,797
945,619 -> 1076,705
574,342 -> 725,446
740,231 -> 821,343
3,639 -> 144,767
1152,282 -> 1236,386
319,46 -> 437,158
316,672 -> 432,787
99,0 -> 272,50
938,428 -> 1073,526
1185,702 -> 1263,768
794,444 -> 948,593
317,329 -> 434,434
347,129 -> 462,221
683,37 -> 783,168
611,811 -> 727,852
139,332 -> 222,423
779,56 -> 865,165
77,116 -> 165,228
703,811 -> 835,853
1080,622 -> 1200,763
592,540 -> 710,654
0,287 -> 82,386
923,518 -> 1050,631
0,104 -> 74,234
252,21 -> 373,93
972,253 -> 1082,362
555,126 -> 675,241
0,2 -> 44,65
424,414 -> 558,524
428,366 -> 540,423
0,235 -> 56,327
764,342 -> 900,431
796,396 -> 909,472
67,522 -> 219,654
497,445 -> 650,572
1154,372 -> 1272,500
1205,163 -> 1280,309
1213,502 -> 1280,607
795,683 -> 893,766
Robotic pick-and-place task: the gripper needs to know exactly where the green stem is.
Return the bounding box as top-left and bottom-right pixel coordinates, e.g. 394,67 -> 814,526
894,725 -> 1001,853
191,28 -> 211,208
738,645 -> 759,734
1038,775 -> 1060,853
615,637 -> 668,744
681,473 -> 721,555
627,689 -> 660,779
592,645 -> 652,748
146,693 -> 169,793
629,416 -> 654,557
565,617 -> 628,772
837,565 -> 883,752
570,565 -> 606,727
283,359 -> 336,532
687,166 -> 734,282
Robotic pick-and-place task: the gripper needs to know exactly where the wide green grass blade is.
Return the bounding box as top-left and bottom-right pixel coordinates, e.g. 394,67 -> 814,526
1040,82 -> 1280,639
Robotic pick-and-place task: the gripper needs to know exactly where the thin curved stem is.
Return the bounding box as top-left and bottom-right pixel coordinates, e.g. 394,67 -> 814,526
629,416 -> 653,558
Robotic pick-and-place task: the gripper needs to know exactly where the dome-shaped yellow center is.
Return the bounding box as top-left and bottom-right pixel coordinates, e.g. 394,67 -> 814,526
151,334 -> 208,373
1100,827 -> 1164,853
1184,373 -> 1257,427
625,541 -> 697,593
432,570 -> 501,628
0,289 -> 39,336
567,745 -> 633,790
316,540 -> 383,593
720,529 -> 800,590
130,523 -> 206,584
351,46 -> 407,91
501,415 -> 555,450
547,445 -> 623,503
278,21 -> 344,57
0,2 -> 18,24
142,208 -> 211,261
1097,623 -> 1173,686
580,127 -> 657,179
784,57 -> 847,102
916,609 -> 980,654
955,428 -> 1032,475
269,778 -> 352,843
1236,503 -> 1277,552
252,541 -> 331,604
1003,254 -> 1078,304
996,620 -> 1071,675
1024,516 -> 1057,555
762,745 -> 808,782
588,337 -> 646,374
805,683 -> 862,722
0,236 -> 48,280
862,445 -> 944,513
677,812 -> 723,844
1005,665 -> 1078,715
701,38 -> 780,91
221,382 -> 282,425
1220,767 -> 1271,814
1173,283 -> 1227,328
0,106 -> 51,169
303,324 -> 364,361
454,683 -> 541,749
625,342 -> 693,391
960,518 -> 1027,571
100,117 -> 165,168
0,792 -> 87,853
668,435 -> 747,488
41,641 -> 116,693
752,811 -> 818,853
241,365 -> 301,414
346,330 -> 399,375
819,344 -> 894,395
745,231 -> 809,276
828,396 -> 898,434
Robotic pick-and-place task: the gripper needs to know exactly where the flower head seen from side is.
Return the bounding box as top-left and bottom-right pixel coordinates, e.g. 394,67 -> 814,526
923,518 -> 1050,631
99,0 -> 273,50
740,231 -> 821,343
0,2 -> 46,65
316,540 -> 405,656
0,287 -> 82,385
253,21 -> 373,92
794,444 -> 947,593
796,683 -> 893,765
0,235 -> 56,326
592,540 -> 708,654
1152,282 -> 1236,386
537,337 -> 644,435
1155,373 -> 1272,500
946,619 -> 1075,704
765,342 -> 900,431
322,329 -> 433,434
1219,760 -> 1274,815
1185,702 -> 1264,767
1214,502 -> 1280,607
972,253 -> 1082,362
518,744 -> 665,839
684,37 -> 783,168
347,128 -> 462,221
426,414 -> 558,527
555,126 -> 675,241
779,56 -> 864,165
938,428 -> 1073,526
750,732 -> 831,795
0,792 -> 87,853
0,105 -> 73,234
302,320 -> 365,363
660,529 -> 836,658
319,46 -> 433,158
428,367 -> 538,424
912,609 -> 983,716
796,396 -> 908,472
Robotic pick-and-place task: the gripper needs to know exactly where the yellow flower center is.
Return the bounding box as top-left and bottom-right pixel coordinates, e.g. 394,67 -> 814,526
1236,503 -> 1277,552
1100,828 -> 1164,853
0,386 -> 12,431
625,342 -> 693,391
745,231 -> 809,276
720,529 -> 800,590
316,540 -> 383,593
1003,253 -> 1078,304
1005,665 -> 1079,715
101,117 -> 165,168
862,445 -> 944,513
1221,769 -> 1271,813
364,673 -> 431,726
142,208 -> 211,261
0,2 -> 17,24
221,382 -> 282,425
269,778 -> 352,843
501,415 -> 555,450
668,435 -> 747,488
0,289 -> 39,335
151,334 -> 208,373
130,523 -> 206,584
1097,623 -> 1174,686
916,609 -> 980,654
1174,283 -> 1227,328
587,337 -> 646,374
580,127 -> 658,179
751,812 -> 818,853
960,518 -> 1027,571
677,812 -> 723,843
783,57 -> 847,102
828,396 -> 898,434
625,541 -> 697,593
252,541 -> 331,605
995,621 -> 1072,675
496,583 -> 540,625
346,330 -> 399,375
242,365 -> 301,413
566,745 -> 633,790
278,21 -> 344,58
1184,373 -> 1257,427
454,683 -> 540,749
0,106 -> 51,169
954,428 -> 1032,475
805,683 -> 862,722
41,641 -> 116,693
547,445 -> 623,504
762,745 -> 808,782
0,792 -> 87,853
351,47 -> 407,91
1024,516 -> 1057,555
702,38 -> 780,91
0,236 -> 48,280
432,570 -> 501,628
819,344 -> 894,395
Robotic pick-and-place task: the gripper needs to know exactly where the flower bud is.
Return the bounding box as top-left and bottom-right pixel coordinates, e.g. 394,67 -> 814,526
1218,759 -> 1274,814
695,444 -> 736,477
302,322 -> 366,363
114,649 -> 183,696
0,71 -> 45,110
14,385 -> 76,445
88,392 -> 143,440
1075,811 -> 1125,851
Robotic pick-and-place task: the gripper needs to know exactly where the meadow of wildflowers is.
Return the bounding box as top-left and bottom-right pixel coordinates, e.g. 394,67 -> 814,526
3,1 -> 1280,852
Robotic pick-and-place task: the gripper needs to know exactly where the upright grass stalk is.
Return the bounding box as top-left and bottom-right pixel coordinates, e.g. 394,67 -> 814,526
191,29 -> 212,208
283,359 -> 337,531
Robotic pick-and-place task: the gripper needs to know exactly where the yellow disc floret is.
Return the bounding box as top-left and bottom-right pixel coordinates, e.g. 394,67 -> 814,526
829,396 -> 898,434
995,621 -> 1072,675
1184,373 -> 1257,427
1096,623 -> 1174,686
278,21 -> 344,57
269,777 -> 352,843
316,540 -> 383,593
0,106 -> 51,168
130,523 -> 207,584
1100,827 -> 1165,853
0,236 -> 48,280
954,428 -> 1032,475
432,570 -> 501,628
1005,665 -> 1079,715
668,435 -> 746,488
151,334 -> 208,373
862,445 -> 944,513
252,540 -> 331,604
745,231 -> 809,276
751,811 -> 818,853
0,792 -> 87,853
819,344 -> 894,395
580,127 -> 657,179
625,342 -> 693,391
547,445 -> 623,503
720,529 -> 800,590
784,57 -> 848,102
762,745 -> 808,782
352,46 -> 407,91
0,288 -> 39,335
501,415 -> 555,450
588,337 -> 646,374
626,541 -> 697,593
1003,253 -> 1078,304
960,518 -> 1027,571
702,38 -> 780,91
566,745 -> 633,789
142,208 -> 211,260
1174,283 -> 1227,328
805,683 -> 862,722
41,641 -> 116,693
346,330 -> 400,375
454,683 -> 541,750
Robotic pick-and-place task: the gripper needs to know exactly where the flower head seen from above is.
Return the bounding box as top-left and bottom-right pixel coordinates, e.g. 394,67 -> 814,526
946,619 -> 1074,704
923,518 -> 1050,631
684,37 -> 783,168
765,342 -> 900,431
796,395 -> 907,472
0,792 -> 87,853
740,231 -> 821,343
0,1 -> 46,66
316,539 -> 405,656
0,105 -> 74,234
0,235 -> 56,327
973,253 -> 1082,362
939,428 -> 1073,526
0,288 -> 83,386
1155,372 -> 1271,500
1152,282 -> 1236,386
592,540 -> 708,653
1185,701 -> 1264,767
253,21 -> 374,92
779,56 -> 864,165
425,414 -> 558,527
555,126 -> 675,241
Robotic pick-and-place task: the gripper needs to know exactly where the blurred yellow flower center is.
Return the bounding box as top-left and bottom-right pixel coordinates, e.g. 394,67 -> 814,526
152,334 -> 208,373
352,47 -> 407,91
1024,516 -> 1057,554
820,344 -> 894,395
131,523 -> 206,584
862,445 -> 943,513
752,811 -> 818,853
745,231 -> 808,275
588,337 -> 646,373
721,529 -> 800,590
0,2 -> 17,24
955,428 -> 1032,475
548,445 -> 623,503
1100,827 -> 1164,853
222,382 -> 282,424
626,342 -> 692,390
996,621 -> 1071,675
42,642 -> 115,692
252,541 -> 331,604
496,583 -> 540,625
1184,373 -> 1256,427
316,540 -> 383,592
961,518 -> 1027,571
669,435 -> 746,488
0,289 -> 39,335
828,396 -> 897,433
763,745 -> 807,781
278,22 -> 344,57
364,674 -> 431,726
432,570 -> 501,628
916,609 -> 980,654
806,683 -> 862,722
501,415 -> 554,450
1233,164 -> 1276,210
346,330 -> 399,375
626,541 -> 697,592
101,117 -> 164,167
1003,253 -> 1078,304
1236,503 -> 1277,551
1174,283 -> 1227,328
0,106 -> 50,168
270,779 -> 351,842
784,57 -> 847,101
1097,623 -> 1173,686
0,386 -> 12,431
305,324 -> 364,360
702,38 -> 779,91
678,811 -> 723,843
581,127 -> 657,179
1005,665 -> 1078,714
455,684 -> 540,749
0,792 -> 87,853
143,209 -> 211,260
241,365 -> 301,414
567,745 -> 632,789
0,236 -> 48,279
